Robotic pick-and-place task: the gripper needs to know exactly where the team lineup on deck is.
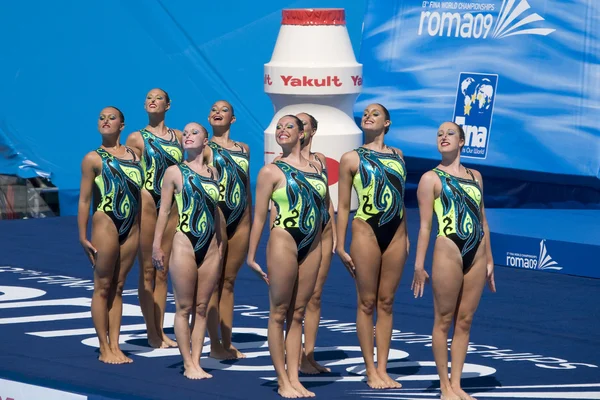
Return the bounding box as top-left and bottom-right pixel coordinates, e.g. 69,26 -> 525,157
1,2 -> 597,399
77,92 -> 496,399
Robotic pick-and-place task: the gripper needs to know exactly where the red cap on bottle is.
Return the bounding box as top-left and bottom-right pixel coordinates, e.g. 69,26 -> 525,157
281,9 -> 346,26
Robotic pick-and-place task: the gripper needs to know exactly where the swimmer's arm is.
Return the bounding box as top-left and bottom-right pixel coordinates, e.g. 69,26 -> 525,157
77,153 -> 97,243
153,166 -> 178,251
77,153 -> 99,265
211,167 -> 224,251
473,170 -> 496,292
335,151 -> 355,255
247,166 -> 276,264
268,155 -> 281,225
394,147 -> 409,246
315,152 -> 337,247
328,193 -> 337,250
474,170 -> 494,267
125,131 -> 144,158
403,204 -> 409,254
244,144 -> 253,220
214,205 -> 223,250
414,172 -> 437,271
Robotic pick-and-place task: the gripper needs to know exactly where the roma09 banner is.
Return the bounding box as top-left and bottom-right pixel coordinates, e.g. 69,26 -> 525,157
356,0 -> 600,186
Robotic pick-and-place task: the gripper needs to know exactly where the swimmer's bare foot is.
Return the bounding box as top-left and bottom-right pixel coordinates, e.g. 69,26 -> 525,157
299,354 -> 320,375
183,363 -> 213,380
110,346 -> 133,364
226,344 -> 246,359
440,385 -> 462,400
377,370 -> 401,388
148,334 -> 167,349
162,333 -> 177,348
98,346 -> 123,364
210,343 -> 235,360
366,369 -> 388,389
289,380 -> 315,398
278,382 -> 301,398
451,385 -> 477,400
308,355 -> 331,373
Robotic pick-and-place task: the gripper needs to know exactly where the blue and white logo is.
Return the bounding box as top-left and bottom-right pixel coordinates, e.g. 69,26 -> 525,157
505,240 -> 563,271
453,72 -> 498,159
492,0 -> 556,39
417,0 -> 556,40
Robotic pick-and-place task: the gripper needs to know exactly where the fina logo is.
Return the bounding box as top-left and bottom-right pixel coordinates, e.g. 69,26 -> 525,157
453,72 -> 498,159
506,240 -> 563,271
418,0 -> 556,40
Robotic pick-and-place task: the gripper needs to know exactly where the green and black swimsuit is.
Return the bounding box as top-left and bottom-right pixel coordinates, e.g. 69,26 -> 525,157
352,147 -> 406,252
140,128 -> 183,211
271,160 -> 327,262
93,147 -> 144,243
433,167 -> 484,271
175,164 -> 220,265
209,141 -> 250,238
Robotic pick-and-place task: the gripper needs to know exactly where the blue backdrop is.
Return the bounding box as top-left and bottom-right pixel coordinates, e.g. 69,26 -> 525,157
0,0 -> 367,215
355,0 -> 600,208
1,0 -> 599,214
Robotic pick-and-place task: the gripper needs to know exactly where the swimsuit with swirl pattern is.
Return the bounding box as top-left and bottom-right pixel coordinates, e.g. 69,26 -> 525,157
208,141 -> 250,238
93,147 -> 144,243
271,160 -> 327,262
140,128 -> 183,210
175,164 -> 220,265
311,153 -> 331,229
432,167 -> 484,270
352,147 -> 406,252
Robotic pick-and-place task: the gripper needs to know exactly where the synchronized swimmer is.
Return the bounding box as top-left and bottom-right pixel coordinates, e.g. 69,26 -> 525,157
78,93 -> 496,399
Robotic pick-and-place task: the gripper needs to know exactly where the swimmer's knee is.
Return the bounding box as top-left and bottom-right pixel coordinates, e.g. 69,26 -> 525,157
292,306 -> 306,322
270,304 -> 288,325
454,313 -> 474,333
308,291 -> 322,309
195,302 -> 208,319
222,275 -> 236,292
434,311 -> 454,333
94,281 -> 111,299
377,296 -> 394,315
114,281 -> 126,296
177,302 -> 193,317
358,297 -> 376,316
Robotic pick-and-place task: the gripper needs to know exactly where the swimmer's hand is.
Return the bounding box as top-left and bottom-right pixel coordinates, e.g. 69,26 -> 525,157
337,249 -> 355,279
411,267 -> 430,298
80,239 -> 98,268
486,263 -> 496,293
152,246 -> 165,271
406,236 -> 410,255
247,259 -> 269,285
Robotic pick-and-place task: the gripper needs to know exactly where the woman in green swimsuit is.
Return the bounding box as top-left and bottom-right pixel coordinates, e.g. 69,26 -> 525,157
273,112 -> 336,375
78,106 -> 143,364
126,88 -> 182,349
152,122 -> 223,380
411,121 -> 496,400
247,115 -> 327,398
337,103 -> 409,389
203,100 -> 253,360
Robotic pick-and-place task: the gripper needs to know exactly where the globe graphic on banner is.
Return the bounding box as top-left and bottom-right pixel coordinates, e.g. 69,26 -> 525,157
461,77 -> 495,114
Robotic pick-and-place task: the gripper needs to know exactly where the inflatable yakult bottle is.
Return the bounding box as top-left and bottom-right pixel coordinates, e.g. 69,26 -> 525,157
264,8 -> 362,211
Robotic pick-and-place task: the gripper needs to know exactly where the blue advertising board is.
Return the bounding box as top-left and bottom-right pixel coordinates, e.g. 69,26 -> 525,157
356,0 -> 600,194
